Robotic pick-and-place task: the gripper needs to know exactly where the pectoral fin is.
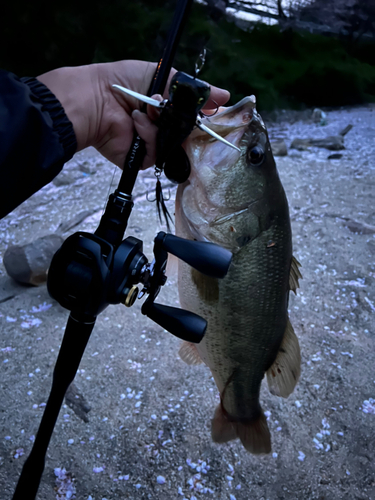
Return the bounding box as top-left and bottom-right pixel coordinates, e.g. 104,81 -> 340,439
289,256 -> 302,294
178,341 -> 203,365
266,318 -> 301,398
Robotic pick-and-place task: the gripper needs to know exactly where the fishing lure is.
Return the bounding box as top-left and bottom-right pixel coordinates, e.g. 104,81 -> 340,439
113,62 -> 239,230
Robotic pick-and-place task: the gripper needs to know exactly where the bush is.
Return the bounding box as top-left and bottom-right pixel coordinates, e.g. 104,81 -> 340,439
1,1 -> 374,110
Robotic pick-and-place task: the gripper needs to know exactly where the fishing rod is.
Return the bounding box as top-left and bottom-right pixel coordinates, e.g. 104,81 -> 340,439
12,1 -> 232,498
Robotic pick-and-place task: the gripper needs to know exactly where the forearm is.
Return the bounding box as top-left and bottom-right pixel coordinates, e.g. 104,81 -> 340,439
37,65 -> 99,152
0,70 -> 77,219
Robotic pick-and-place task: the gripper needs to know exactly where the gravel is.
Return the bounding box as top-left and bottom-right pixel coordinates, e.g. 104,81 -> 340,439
0,103 -> 374,499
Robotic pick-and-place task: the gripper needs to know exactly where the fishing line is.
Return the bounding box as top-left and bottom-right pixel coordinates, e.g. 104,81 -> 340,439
101,164 -> 118,218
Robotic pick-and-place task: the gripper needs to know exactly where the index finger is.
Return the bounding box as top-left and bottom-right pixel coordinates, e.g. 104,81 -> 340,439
204,85 -> 230,110
164,70 -> 230,109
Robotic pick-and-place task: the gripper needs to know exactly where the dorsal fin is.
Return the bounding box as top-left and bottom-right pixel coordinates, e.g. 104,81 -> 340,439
289,256 -> 302,294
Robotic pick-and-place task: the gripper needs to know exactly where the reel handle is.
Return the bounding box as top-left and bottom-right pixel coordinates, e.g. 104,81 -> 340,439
142,302 -> 207,343
160,232 -> 232,278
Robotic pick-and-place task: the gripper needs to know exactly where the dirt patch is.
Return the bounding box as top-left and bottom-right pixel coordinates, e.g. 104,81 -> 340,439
0,104 -> 374,499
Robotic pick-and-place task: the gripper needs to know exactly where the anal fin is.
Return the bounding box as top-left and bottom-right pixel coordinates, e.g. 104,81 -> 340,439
178,341 -> 203,365
166,252 -> 178,278
289,256 -> 302,294
266,318 -> 301,398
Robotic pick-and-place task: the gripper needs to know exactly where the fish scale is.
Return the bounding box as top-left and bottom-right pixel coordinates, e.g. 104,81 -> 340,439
175,96 -> 302,454
178,220 -> 290,417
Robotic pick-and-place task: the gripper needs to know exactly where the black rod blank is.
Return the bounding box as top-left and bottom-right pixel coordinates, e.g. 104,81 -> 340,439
12,1 -> 194,498
12,314 -> 95,499
118,0 -> 193,196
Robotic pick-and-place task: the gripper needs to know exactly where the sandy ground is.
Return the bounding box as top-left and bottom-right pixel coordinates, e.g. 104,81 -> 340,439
0,104 -> 374,500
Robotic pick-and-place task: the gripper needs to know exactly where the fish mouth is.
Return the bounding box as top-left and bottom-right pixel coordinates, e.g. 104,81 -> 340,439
180,96 -> 267,245
184,96 -> 266,177
188,96 -> 259,147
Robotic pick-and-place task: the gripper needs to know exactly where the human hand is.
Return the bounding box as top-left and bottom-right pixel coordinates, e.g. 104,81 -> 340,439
37,60 -> 230,169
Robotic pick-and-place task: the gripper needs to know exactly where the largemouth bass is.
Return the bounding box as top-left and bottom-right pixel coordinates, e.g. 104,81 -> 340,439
175,96 -> 302,454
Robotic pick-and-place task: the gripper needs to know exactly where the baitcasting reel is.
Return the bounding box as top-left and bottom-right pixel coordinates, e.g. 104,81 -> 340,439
12,1 -> 233,497
47,227 -> 232,343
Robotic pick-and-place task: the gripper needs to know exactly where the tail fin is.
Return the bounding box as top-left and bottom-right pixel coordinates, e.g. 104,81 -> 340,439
211,404 -> 271,455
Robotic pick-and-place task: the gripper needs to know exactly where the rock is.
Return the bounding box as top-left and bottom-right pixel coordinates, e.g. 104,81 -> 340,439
271,139 -> 288,156
344,219 -> 375,235
327,153 -> 343,160
291,135 -> 345,151
65,382 -> 91,422
3,234 -> 64,285
79,161 -> 97,175
368,240 -> 375,255
291,138 -> 311,151
57,209 -> 99,234
339,124 -> 353,136
312,108 -> 327,125
53,171 -> 81,186
310,135 -> 345,150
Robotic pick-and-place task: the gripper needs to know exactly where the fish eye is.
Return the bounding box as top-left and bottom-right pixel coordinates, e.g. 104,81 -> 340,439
248,145 -> 264,166
197,97 -> 204,104
171,84 -> 177,91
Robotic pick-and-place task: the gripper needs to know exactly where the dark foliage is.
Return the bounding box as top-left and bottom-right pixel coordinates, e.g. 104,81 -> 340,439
1,0 -> 374,110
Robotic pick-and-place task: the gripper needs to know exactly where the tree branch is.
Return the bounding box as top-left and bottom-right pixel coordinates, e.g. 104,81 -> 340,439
228,1 -> 281,20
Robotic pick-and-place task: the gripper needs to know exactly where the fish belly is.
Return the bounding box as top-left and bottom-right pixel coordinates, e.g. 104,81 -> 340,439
176,197 -> 292,422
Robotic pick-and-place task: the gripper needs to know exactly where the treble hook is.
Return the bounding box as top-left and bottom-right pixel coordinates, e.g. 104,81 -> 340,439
146,189 -> 171,203
147,168 -> 171,203
200,99 -> 220,118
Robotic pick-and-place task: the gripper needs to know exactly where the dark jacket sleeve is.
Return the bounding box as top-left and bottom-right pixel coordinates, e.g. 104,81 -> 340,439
0,70 -> 77,219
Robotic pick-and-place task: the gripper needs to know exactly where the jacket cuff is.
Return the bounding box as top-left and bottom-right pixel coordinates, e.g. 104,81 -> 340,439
20,76 -> 77,162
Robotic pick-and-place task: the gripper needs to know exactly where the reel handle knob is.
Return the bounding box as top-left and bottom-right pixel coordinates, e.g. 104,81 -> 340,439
159,233 -> 232,278
142,302 -> 207,343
